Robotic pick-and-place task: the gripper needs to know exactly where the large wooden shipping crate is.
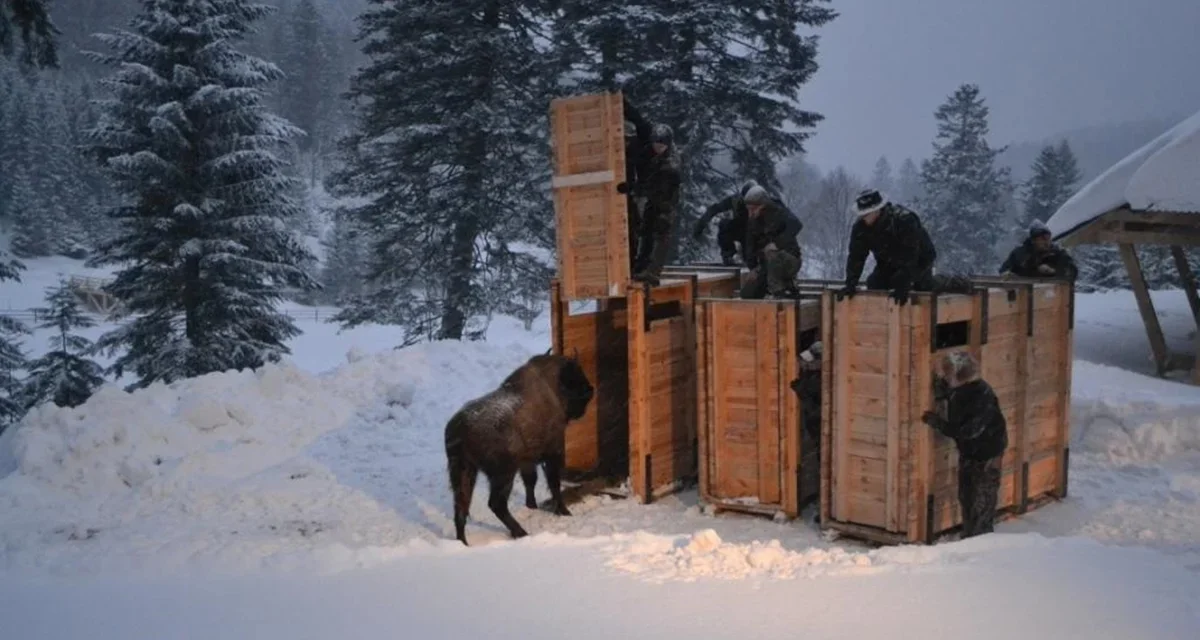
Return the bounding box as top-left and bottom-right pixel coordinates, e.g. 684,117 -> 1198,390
818,282 -> 1073,544
694,297 -> 823,519
550,268 -> 744,503
550,92 -> 630,301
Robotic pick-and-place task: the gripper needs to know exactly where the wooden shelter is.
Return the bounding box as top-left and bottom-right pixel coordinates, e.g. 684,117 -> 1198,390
1047,108 -> 1200,381
818,283 -> 1073,544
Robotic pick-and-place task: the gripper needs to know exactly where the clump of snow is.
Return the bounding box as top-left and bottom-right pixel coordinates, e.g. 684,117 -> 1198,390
1048,107 -> 1200,238
1072,399 -> 1200,465
604,529 -> 946,583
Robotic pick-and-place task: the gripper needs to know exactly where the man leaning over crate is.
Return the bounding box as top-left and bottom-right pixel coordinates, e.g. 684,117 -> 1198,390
617,96 -> 681,286
922,351 -> 1008,539
692,179 -> 760,266
1000,220 -> 1078,281
739,186 -> 803,299
839,188 -> 939,305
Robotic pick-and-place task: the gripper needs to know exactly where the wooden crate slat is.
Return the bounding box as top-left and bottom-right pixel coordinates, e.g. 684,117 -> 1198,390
551,92 -> 630,300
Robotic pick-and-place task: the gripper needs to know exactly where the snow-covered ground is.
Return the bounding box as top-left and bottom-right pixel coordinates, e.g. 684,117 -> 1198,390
2,257 -> 1200,638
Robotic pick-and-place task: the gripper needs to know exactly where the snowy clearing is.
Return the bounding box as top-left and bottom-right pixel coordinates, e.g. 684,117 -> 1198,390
2,258 -> 1200,636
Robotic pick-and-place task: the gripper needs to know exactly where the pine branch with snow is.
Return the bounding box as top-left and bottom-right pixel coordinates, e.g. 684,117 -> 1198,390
82,0 -> 318,389
20,280 -> 106,411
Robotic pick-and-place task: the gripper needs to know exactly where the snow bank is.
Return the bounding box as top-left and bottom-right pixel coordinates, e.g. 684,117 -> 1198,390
1048,107 -> 1200,238
0,340 -> 537,577
604,529 -> 946,583
1072,397 -> 1200,465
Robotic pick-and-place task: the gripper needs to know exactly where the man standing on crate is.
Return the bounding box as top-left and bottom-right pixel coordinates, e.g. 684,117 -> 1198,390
921,351 -> 1008,539
1000,220 -> 1078,281
617,96 -> 681,286
692,179 -> 760,266
739,185 -> 804,299
839,188 -> 939,305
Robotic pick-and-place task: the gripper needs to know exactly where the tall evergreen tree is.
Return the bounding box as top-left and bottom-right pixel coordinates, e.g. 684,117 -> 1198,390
20,280 -> 105,410
1020,139 -> 1081,229
0,0 -> 58,68
869,155 -> 894,195
918,84 -> 1014,274
319,211 -> 367,305
0,252 -> 27,429
84,0 -> 318,389
278,0 -> 336,185
895,157 -> 923,205
328,0 -> 558,343
555,1 -> 837,262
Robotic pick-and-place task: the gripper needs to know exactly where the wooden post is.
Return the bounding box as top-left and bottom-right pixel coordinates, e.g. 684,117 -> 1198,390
1170,246 -> 1200,327
1118,244 -> 1169,376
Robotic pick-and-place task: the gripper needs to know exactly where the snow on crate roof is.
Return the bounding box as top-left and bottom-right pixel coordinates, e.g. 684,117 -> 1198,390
1048,107 -> 1200,241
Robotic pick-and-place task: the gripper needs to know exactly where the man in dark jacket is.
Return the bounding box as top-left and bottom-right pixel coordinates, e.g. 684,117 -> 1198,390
921,351 -> 1008,539
693,179 -> 758,266
739,185 -> 803,299
618,97 -> 681,286
1000,220 -> 1078,281
841,189 -> 938,305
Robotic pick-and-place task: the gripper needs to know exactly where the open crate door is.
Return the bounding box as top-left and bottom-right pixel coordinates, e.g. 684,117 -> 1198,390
550,92 -> 630,301
550,281 -> 629,480
824,292 -> 914,534
627,283 -> 697,502
695,298 -> 808,517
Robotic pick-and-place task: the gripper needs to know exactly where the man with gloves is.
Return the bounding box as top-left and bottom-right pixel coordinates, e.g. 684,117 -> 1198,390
692,179 -> 759,266
617,97 -> 681,286
1000,220 -> 1078,281
840,188 -> 938,305
739,185 -> 803,299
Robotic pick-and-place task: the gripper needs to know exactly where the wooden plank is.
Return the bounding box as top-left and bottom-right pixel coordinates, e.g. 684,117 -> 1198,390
819,292 -> 835,526
551,170 -> 614,188
1171,246 -> 1200,328
782,303 -> 801,516
627,285 -> 649,501
833,294 -> 852,521
756,306 -> 780,504
1119,243 -> 1169,375
695,302 -> 711,501
885,299 -> 901,532
1054,282 -> 1072,498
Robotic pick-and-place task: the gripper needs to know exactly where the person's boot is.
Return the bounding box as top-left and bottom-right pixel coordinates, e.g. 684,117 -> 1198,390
633,238 -> 670,287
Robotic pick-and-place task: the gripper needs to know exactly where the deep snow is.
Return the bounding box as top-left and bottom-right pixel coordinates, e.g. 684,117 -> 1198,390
2,257 -> 1200,637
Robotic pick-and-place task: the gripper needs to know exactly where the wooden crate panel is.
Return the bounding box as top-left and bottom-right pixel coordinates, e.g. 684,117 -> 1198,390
551,92 -> 630,300
822,281 -> 1073,545
697,299 -> 808,516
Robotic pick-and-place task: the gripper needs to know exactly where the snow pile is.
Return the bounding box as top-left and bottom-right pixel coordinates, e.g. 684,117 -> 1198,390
1048,107 -> 1200,238
1072,398 -> 1200,465
0,340 -> 537,576
604,529 -> 948,583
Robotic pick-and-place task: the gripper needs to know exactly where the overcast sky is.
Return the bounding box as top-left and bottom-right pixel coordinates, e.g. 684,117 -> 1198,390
798,0 -> 1200,177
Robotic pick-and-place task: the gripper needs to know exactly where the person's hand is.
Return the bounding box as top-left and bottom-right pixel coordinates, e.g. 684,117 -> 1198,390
764,243 -> 777,253
921,410 -> 940,427
1038,264 -> 1055,275
889,286 -> 910,305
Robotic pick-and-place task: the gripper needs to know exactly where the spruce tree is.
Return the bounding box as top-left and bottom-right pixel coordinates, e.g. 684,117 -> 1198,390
0,252 -> 27,429
895,157 -> 923,206
279,0 -> 335,185
319,211 -> 366,305
84,0 -> 318,389
870,155 -> 894,195
328,0 -> 557,343
1020,139 -> 1081,230
20,280 -> 106,410
918,84 -> 1014,274
555,0 -> 837,262
0,0 -> 58,68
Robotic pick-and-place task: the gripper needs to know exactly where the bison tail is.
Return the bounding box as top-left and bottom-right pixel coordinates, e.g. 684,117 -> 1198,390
445,414 -> 478,545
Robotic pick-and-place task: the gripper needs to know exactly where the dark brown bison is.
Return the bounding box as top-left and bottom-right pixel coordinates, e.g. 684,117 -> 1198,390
444,353 -> 594,546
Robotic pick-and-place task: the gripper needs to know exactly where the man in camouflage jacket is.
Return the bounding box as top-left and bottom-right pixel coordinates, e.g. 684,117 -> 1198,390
1000,220 -> 1078,281
618,97 -> 681,286
921,351 -> 1008,539
739,186 -> 803,299
841,189 -> 938,305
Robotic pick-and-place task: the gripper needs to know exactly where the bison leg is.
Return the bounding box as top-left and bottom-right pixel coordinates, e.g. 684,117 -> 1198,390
486,469 -> 528,539
543,451 -> 571,517
450,457 -> 478,546
519,463 -> 538,510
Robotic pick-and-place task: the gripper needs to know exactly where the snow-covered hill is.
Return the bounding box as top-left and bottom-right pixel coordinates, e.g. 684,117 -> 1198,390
1,258 -> 1199,638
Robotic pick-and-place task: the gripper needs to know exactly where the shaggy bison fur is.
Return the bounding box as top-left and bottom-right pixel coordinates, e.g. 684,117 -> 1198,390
444,353 -> 594,546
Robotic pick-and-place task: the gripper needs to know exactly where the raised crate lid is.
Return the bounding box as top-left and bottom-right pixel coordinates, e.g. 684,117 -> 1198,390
550,91 -> 630,300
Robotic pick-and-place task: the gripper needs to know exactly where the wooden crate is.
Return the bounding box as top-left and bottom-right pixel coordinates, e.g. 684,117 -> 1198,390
550,273 -> 739,502
818,281 -> 1073,544
694,296 -> 824,518
550,92 -> 630,301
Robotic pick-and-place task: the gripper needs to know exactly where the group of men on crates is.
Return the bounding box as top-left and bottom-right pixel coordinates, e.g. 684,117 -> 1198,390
614,98 -> 1077,540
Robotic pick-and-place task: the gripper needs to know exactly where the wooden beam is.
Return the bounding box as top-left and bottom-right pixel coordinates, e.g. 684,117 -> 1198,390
1118,244 -> 1170,376
1170,246 -> 1200,328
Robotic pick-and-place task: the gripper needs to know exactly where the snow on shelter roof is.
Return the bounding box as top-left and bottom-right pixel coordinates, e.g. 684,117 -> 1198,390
1048,107 -> 1200,241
